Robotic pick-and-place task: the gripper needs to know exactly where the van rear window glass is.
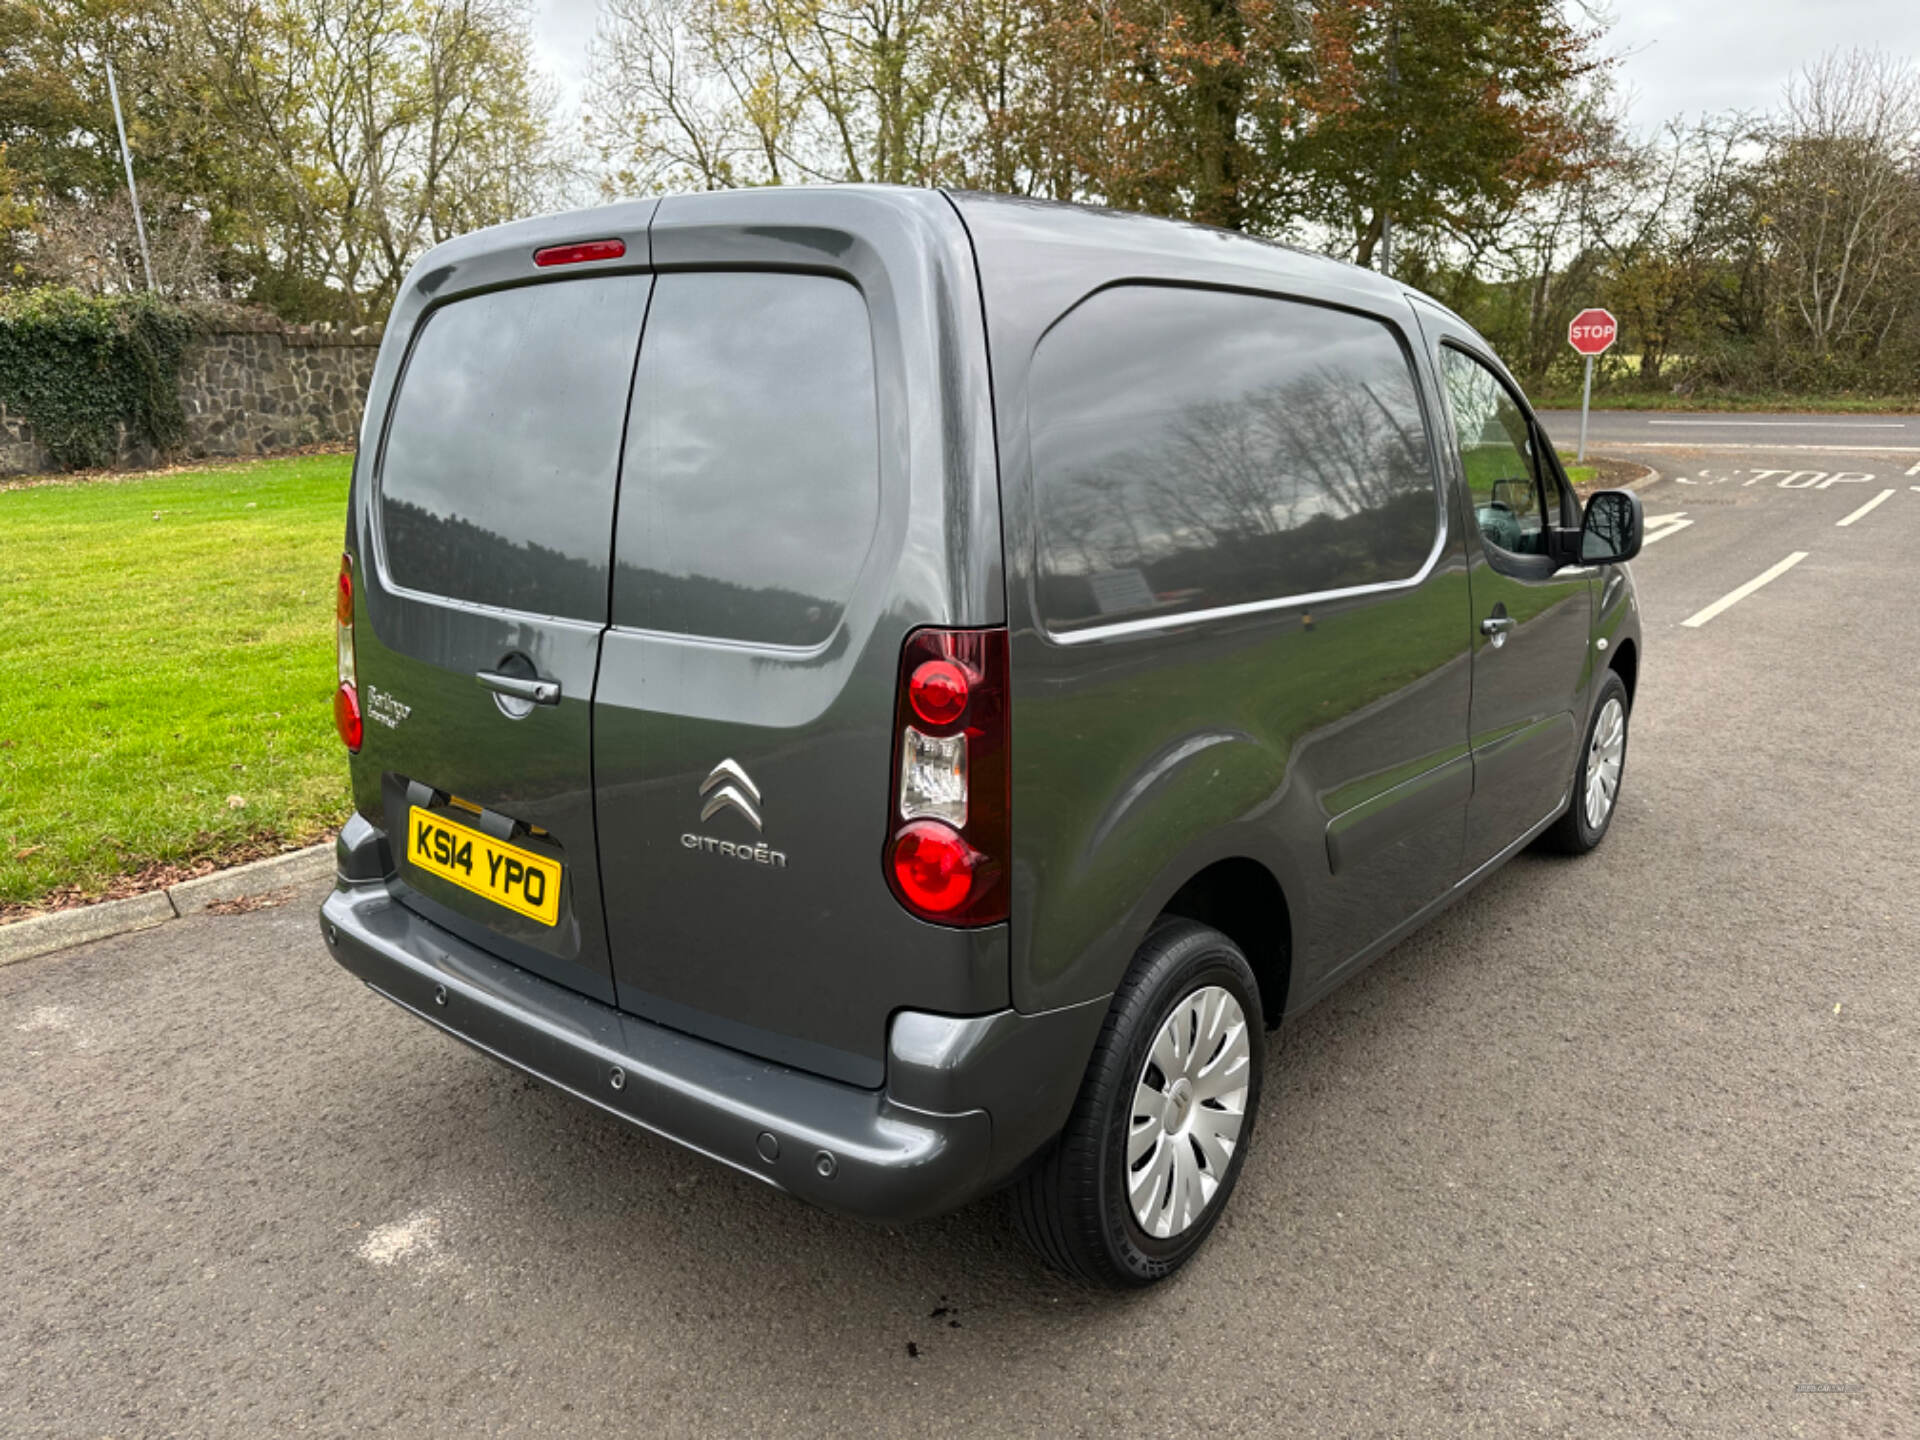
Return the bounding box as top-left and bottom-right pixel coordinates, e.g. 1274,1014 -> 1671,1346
613,272 -> 879,648
1029,285 -> 1439,633
378,275 -> 651,621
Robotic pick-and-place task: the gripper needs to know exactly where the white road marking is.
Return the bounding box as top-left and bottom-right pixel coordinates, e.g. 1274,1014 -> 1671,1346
1641,512 -> 1694,546
1645,419 -> 1905,428
1906,460 -> 1920,476
1681,553 -> 1808,628
1835,489 -> 1896,527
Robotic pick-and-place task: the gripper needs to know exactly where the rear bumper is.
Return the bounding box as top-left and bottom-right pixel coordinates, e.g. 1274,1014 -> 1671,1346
319,877 -> 1105,1223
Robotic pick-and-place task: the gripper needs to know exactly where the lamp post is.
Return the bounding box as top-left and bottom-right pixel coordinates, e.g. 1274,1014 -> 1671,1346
105,57 -> 156,293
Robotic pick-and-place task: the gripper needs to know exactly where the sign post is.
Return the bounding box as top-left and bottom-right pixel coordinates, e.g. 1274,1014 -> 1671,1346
1567,308 -> 1618,463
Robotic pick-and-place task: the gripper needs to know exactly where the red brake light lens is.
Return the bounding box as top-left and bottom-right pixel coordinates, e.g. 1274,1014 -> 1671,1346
890,821 -> 979,914
908,659 -> 971,728
334,683 -> 363,752
533,238 -> 626,268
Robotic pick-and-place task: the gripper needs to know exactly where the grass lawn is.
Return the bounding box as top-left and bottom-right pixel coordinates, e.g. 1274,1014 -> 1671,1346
1,453 -> 353,912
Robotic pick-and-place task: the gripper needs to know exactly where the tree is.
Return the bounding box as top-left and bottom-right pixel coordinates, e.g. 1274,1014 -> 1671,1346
0,142 -> 33,278
1282,0 -> 1604,267
0,0 -> 231,289
590,0 -> 969,191
1596,115 -> 1758,385
189,0 -> 564,322
1,0 -> 563,319
1759,49 -> 1920,366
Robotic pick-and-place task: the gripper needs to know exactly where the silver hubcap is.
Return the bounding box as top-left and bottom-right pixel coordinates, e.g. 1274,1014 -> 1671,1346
1584,697 -> 1627,831
1127,985 -> 1251,1239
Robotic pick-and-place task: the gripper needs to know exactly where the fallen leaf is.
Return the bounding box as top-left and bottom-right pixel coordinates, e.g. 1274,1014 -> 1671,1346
226,794 -> 246,809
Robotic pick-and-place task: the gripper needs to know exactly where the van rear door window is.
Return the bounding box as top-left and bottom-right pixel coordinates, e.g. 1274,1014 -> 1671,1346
613,271 -> 880,648
377,275 -> 652,622
1029,285 -> 1439,634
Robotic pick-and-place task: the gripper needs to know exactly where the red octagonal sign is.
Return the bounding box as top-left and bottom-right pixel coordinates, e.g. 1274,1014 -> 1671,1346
1568,308 -> 1618,357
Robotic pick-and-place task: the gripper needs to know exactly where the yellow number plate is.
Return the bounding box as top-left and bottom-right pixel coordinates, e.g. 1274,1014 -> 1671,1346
406,807 -> 561,927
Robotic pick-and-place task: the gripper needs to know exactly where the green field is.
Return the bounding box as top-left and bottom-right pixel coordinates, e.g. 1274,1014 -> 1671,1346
0,454 -> 354,911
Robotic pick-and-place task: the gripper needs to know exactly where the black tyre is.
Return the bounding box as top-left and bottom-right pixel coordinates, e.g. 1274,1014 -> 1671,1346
1010,920 -> 1265,1288
1540,668 -> 1630,855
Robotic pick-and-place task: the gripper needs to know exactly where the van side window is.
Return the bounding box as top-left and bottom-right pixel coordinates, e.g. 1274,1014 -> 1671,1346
1029,285 -> 1439,634
377,275 -> 652,621
1439,348 -> 1549,558
613,272 -> 880,648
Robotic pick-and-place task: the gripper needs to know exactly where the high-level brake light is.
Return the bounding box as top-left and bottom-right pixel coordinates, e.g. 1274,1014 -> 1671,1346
533,238 -> 626,268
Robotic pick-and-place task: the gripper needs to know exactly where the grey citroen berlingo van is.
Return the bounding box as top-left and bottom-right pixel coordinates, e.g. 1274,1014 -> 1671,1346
320,186 -> 1645,1287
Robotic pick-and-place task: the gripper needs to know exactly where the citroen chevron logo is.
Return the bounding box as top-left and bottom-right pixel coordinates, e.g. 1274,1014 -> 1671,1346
698,758 -> 763,831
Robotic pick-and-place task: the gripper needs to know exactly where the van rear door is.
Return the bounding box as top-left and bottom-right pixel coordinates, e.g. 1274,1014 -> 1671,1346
591,193 -> 1007,1088
353,272 -> 652,1004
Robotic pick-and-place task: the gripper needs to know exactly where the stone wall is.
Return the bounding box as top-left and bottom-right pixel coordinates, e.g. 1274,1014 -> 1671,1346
178,316 -> 382,459
0,401 -> 52,475
0,313 -> 382,476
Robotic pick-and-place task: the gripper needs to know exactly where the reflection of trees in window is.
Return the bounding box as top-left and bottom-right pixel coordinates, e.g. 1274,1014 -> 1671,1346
1441,351 -> 1533,500
383,499 -> 610,621
1036,361 -> 1437,629
1580,494 -> 1632,561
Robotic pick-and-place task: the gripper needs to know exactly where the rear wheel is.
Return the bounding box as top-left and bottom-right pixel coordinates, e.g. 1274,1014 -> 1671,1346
1010,920 -> 1264,1287
1541,669 -> 1630,855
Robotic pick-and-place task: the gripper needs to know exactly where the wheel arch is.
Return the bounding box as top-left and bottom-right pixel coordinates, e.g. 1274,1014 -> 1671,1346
1157,857 -> 1293,1029
1609,637 -> 1639,708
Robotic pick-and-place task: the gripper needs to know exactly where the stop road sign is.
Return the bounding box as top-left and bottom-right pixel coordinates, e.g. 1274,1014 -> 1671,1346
1569,308 -> 1618,357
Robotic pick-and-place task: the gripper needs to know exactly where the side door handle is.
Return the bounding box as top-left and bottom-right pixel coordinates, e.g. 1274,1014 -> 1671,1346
477,671 -> 561,705
1480,617 -> 1516,636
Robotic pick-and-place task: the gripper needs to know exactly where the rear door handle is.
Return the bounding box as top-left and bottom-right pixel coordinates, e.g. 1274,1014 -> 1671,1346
477,671 -> 561,705
1480,617 -> 1516,636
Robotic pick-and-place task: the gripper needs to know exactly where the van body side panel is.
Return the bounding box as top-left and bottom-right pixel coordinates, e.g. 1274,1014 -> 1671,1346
591,190 -> 1007,1087
953,195 -> 1477,1017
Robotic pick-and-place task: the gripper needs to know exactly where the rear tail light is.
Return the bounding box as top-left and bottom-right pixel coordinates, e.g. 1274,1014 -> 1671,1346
334,683 -> 363,752
335,552 -> 360,752
885,628 -> 1009,925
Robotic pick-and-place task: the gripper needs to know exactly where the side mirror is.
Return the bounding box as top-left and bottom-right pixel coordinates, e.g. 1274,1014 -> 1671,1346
1489,477 -> 1533,513
1580,489 -> 1643,564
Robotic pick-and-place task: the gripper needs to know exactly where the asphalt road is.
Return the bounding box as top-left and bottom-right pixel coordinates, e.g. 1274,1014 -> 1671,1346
6,427 -> 1919,1437
1538,408 -> 1920,450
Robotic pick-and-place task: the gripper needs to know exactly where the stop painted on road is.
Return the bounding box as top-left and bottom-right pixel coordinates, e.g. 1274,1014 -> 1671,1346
1676,468 -> 1880,488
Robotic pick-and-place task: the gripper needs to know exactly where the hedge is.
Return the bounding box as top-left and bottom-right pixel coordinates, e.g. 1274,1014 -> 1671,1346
0,287 -> 194,470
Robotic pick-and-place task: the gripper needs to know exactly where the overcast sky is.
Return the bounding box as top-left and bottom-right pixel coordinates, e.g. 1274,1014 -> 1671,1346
528,0 -> 1920,139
